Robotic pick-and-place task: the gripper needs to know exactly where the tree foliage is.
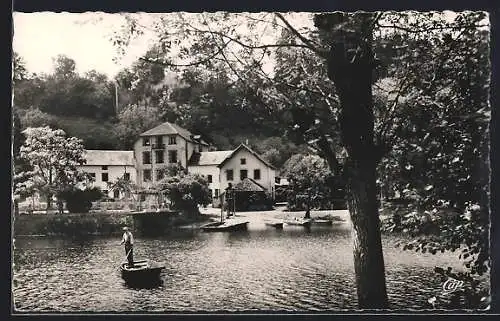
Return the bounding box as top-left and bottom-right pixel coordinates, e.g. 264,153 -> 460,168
107,175 -> 139,201
111,11 -> 490,308
155,171 -> 211,215
114,104 -> 162,149
14,127 -> 91,209
59,187 -> 104,213
13,54 -> 116,124
281,154 -> 345,210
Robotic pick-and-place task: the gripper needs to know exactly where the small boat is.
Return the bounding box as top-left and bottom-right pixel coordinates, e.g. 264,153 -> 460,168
310,219 -> 334,226
284,218 -> 312,227
201,220 -> 249,232
120,259 -> 165,284
265,221 -> 284,229
318,215 -> 346,223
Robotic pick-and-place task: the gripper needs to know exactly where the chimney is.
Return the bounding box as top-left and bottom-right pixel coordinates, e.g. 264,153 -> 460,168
245,139 -> 248,145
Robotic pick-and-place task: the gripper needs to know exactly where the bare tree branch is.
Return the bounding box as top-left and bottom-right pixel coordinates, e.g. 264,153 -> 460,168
274,13 -> 328,58
138,40 -> 231,67
240,13 -> 287,30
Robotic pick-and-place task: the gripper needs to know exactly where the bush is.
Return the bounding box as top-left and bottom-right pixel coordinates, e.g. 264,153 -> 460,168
60,187 -> 104,213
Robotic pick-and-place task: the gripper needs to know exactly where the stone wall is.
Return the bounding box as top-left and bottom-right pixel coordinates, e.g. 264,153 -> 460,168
13,212 -> 135,237
12,210 -> 206,237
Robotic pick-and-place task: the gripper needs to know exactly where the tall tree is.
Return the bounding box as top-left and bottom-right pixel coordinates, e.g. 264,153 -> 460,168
114,104 -> 162,149
15,127 -> 90,210
314,12 -> 389,308
113,12 -> 490,308
12,52 -> 29,85
53,55 -> 77,80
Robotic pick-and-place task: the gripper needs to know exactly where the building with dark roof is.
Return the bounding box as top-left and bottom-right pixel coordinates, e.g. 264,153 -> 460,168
133,121 -> 211,189
188,144 -> 276,207
74,122 -> 276,209
79,150 -> 136,199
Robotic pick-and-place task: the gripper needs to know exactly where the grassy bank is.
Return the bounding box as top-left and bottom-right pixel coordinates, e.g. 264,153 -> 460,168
13,211 -> 210,237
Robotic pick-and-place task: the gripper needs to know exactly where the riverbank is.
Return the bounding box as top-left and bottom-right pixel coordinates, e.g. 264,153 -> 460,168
12,210 -> 210,237
188,205 -> 352,229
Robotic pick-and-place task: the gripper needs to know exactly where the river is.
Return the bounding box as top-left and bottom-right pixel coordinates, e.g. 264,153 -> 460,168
13,221 -> 465,312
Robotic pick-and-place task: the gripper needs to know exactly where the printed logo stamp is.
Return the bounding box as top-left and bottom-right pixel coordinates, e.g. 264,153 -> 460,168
442,278 -> 464,295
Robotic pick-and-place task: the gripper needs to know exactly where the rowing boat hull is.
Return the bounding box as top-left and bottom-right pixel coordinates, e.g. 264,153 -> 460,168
265,222 -> 284,229
201,221 -> 249,232
285,219 -> 312,227
120,259 -> 165,285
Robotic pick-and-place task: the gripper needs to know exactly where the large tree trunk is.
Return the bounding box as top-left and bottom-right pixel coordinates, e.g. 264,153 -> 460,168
320,12 -> 389,308
345,158 -> 388,308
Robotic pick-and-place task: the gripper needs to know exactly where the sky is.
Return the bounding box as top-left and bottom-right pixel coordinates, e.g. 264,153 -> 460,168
12,12 -> 315,79
13,12 -> 156,78
13,11 -> 484,79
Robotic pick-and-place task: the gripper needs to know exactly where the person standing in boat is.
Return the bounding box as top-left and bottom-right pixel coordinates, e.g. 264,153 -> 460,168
120,227 -> 134,267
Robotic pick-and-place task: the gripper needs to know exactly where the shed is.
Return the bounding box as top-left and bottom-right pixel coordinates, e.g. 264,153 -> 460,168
220,178 -> 272,212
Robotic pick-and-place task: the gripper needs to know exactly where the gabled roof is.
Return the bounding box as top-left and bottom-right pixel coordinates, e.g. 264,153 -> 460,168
233,177 -> 267,192
139,122 -> 209,146
217,144 -> 276,170
83,150 -> 135,166
187,144 -> 276,169
188,151 -> 233,166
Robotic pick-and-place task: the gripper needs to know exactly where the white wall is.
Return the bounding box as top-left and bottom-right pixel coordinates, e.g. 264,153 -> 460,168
188,165 -> 221,199
219,149 -> 276,196
134,134 -> 201,188
79,165 -> 136,199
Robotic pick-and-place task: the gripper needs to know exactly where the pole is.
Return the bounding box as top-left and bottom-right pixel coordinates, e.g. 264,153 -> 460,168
115,81 -> 119,114
220,193 -> 223,223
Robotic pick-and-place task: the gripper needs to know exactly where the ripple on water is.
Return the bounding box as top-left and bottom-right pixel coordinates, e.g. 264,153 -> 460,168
13,230 -> 470,311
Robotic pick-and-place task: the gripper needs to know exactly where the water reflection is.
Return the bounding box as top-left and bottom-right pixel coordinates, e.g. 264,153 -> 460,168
13,227 -> 465,312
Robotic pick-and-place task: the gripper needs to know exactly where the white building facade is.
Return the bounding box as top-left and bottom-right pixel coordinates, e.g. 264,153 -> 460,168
79,150 -> 136,199
75,124 -> 276,207
188,144 -> 276,206
133,122 -> 210,189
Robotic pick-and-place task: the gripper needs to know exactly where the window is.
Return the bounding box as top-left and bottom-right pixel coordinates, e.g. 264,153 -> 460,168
168,150 -> 178,163
240,169 -> 248,180
143,137 -> 150,146
155,150 -> 164,163
113,190 -> 120,199
89,172 -> 96,179
226,169 -> 233,181
156,136 -> 163,145
254,169 -> 261,180
143,169 -> 151,182
169,136 -> 177,145
124,173 -> 130,181
156,169 -> 164,181
102,165 -> 108,170
102,173 -> 108,182
207,175 -> 213,183
143,151 -> 151,164
103,190 -> 109,196
240,158 -> 246,165
214,189 -> 219,198
140,194 -> 146,202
